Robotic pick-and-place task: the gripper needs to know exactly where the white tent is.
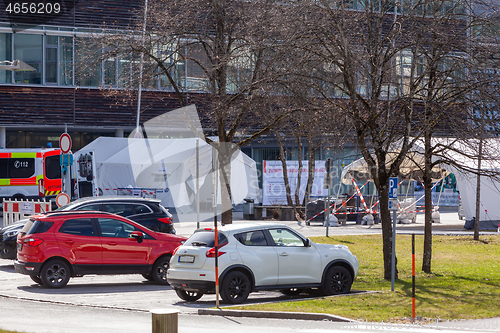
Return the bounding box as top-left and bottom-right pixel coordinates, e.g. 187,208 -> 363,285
340,139 -> 500,229
76,137 -> 259,215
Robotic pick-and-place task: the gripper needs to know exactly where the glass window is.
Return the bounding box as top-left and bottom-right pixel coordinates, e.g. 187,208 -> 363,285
27,220 -> 53,235
45,47 -> 58,83
74,204 -> 101,211
0,33 -> 12,83
98,218 -> 137,238
186,43 -> 210,91
269,228 -> 305,247
75,37 -> 101,87
44,155 -> 61,180
59,218 -> 95,236
132,204 -> 152,214
9,158 -> 35,178
184,231 -> 228,247
103,203 -> 134,217
59,36 -> 73,86
104,53 -> 116,86
14,34 -> 43,84
0,159 -> 8,178
234,230 -> 268,246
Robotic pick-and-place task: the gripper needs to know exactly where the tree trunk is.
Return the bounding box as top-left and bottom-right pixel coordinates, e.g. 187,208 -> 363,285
275,130 -> 293,206
378,178 -> 398,280
474,137 -> 483,241
303,136 -> 316,206
295,135 -> 303,206
218,145 -> 233,225
422,129 -> 433,273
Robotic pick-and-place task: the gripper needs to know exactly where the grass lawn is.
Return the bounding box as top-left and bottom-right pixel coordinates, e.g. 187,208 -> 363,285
233,234 -> 500,322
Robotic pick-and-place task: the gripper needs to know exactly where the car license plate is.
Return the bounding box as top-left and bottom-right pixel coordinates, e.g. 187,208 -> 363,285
17,243 -> 22,251
178,255 -> 195,263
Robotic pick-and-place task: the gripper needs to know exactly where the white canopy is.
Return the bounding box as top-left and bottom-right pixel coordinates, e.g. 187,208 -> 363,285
76,137 -> 259,215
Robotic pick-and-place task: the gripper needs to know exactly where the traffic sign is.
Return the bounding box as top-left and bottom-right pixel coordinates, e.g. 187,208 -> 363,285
389,199 -> 398,211
59,133 -> 72,154
55,193 -> 70,207
389,177 -> 398,199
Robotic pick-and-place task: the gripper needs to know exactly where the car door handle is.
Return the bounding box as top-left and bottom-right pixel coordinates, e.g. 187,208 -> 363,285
107,242 -> 118,246
279,252 -> 288,257
63,240 -> 74,245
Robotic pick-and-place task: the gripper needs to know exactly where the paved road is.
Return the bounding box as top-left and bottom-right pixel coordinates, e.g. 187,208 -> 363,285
1,208 -> 499,333
1,296 -> 499,333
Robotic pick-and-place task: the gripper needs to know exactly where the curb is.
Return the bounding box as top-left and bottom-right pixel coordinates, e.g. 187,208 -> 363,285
198,308 -> 354,322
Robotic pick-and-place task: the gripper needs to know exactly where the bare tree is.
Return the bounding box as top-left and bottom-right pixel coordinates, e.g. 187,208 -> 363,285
78,0 -> 292,224
282,0 -> 500,278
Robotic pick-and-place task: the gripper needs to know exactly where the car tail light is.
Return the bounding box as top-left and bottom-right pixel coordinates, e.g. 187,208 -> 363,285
173,245 -> 181,256
158,217 -> 173,225
206,242 -> 228,258
24,237 -> 44,247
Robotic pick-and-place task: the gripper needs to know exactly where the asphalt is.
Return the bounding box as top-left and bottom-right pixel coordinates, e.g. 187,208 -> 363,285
1,206 -> 499,326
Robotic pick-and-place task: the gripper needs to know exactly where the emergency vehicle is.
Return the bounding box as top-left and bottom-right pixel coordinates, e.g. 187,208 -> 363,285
0,148 -> 62,200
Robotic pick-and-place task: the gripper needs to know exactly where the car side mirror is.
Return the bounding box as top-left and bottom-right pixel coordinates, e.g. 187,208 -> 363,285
129,231 -> 144,243
304,238 -> 310,247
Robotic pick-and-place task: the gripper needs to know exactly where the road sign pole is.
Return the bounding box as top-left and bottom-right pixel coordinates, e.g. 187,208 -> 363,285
389,177 -> 398,292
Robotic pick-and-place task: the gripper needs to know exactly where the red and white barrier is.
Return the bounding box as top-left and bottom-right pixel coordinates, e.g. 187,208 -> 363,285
2,198 -> 52,227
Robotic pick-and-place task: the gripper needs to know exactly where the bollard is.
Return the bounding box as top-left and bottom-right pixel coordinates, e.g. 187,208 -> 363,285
151,309 -> 178,333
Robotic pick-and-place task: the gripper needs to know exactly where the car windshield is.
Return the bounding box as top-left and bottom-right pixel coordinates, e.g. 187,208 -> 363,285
185,230 -> 228,247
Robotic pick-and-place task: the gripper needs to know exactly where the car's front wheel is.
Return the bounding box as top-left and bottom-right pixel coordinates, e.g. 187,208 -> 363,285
175,289 -> 203,302
322,266 -> 352,295
40,259 -> 71,288
152,256 -> 171,285
220,271 -> 251,304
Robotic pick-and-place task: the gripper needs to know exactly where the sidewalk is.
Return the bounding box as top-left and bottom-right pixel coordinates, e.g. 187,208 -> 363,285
173,207 -> 500,238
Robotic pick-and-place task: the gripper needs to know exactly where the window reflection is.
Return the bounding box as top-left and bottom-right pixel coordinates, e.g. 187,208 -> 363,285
14,34 -> 43,84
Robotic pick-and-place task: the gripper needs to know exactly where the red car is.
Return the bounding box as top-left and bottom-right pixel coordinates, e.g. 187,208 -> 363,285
14,211 -> 186,288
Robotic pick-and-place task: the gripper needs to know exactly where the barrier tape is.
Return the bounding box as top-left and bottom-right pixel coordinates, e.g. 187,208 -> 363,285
306,181 -> 370,223
352,179 -> 369,212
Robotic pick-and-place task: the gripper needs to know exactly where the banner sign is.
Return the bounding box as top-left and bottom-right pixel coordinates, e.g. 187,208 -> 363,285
262,160 -> 327,206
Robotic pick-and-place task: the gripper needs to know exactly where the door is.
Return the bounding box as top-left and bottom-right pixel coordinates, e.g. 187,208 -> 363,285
268,228 -> 322,285
234,229 -> 279,286
55,217 -> 102,274
96,217 -> 150,273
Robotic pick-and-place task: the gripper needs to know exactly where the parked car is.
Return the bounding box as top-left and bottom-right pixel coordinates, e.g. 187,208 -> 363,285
14,211 -> 186,288
1,197 -> 175,260
167,223 -> 359,304
0,221 -> 26,259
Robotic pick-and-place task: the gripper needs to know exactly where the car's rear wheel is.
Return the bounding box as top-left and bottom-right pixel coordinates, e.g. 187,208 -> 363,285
322,266 -> 352,295
30,275 -> 44,285
152,256 -> 171,285
40,259 -> 71,288
220,271 -> 251,304
280,288 -> 304,296
175,289 -> 203,302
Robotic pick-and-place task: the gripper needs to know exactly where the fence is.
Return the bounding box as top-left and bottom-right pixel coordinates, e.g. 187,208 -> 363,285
2,198 -> 52,227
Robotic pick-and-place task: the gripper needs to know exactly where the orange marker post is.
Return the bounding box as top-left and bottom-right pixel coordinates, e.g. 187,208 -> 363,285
412,233 -> 416,321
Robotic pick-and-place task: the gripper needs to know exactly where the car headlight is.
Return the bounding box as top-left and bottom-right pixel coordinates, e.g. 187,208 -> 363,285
4,229 -> 19,238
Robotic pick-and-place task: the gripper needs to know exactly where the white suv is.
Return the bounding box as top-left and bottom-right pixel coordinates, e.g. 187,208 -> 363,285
167,223 -> 359,304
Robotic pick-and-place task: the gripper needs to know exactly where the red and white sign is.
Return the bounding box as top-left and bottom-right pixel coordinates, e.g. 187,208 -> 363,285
59,133 -> 72,154
55,193 -> 70,207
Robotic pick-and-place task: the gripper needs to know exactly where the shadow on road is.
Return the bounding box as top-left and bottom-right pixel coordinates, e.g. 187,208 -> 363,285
17,280 -> 171,294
